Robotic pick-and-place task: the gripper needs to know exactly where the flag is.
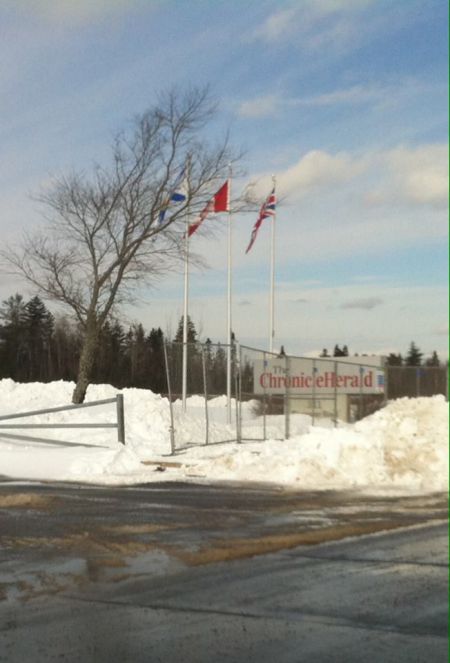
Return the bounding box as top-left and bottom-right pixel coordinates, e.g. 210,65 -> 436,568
245,187 -> 276,253
158,167 -> 187,225
188,180 -> 229,237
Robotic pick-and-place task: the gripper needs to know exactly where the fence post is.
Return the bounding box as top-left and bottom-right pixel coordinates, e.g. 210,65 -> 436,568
201,344 -> 209,446
235,342 -> 242,444
116,394 -> 125,445
416,367 -> 420,397
312,359 -> 317,426
284,354 -> 290,440
262,351 -> 267,441
163,340 -> 176,455
359,366 -> 364,420
334,361 -> 338,426
383,359 -> 389,406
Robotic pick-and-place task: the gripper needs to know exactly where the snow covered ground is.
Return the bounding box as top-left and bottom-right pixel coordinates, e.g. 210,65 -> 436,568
0,379 -> 447,493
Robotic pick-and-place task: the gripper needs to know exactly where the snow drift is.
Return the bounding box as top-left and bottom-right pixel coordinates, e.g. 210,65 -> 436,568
0,379 -> 447,493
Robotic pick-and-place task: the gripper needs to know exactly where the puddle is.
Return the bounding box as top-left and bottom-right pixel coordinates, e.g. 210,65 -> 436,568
0,548 -> 185,601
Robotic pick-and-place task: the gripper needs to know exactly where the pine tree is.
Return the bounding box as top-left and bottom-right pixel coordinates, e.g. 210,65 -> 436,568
24,296 -> 54,381
425,350 -> 440,367
174,315 -> 198,344
52,316 -> 81,381
386,352 -> 403,366
0,294 -> 28,379
212,343 -> 227,394
128,324 -> 148,387
405,341 -> 423,367
94,321 -> 127,385
147,327 -> 166,393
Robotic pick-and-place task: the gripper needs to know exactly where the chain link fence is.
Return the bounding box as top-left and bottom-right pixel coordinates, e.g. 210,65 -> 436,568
386,366 -> 448,399
163,340 -> 447,454
164,341 -> 240,453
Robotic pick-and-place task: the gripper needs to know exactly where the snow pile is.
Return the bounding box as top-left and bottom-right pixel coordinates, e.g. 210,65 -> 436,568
0,379 -> 447,493
186,396 -> 448,491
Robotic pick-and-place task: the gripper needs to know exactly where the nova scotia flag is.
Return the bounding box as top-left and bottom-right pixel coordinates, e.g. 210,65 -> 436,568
158,167 -> 187,225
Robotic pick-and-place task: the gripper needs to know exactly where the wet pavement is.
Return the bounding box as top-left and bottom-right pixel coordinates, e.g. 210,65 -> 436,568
0,481 -> 448,661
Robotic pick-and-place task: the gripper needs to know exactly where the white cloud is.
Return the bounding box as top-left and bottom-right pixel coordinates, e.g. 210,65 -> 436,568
283,150 -> 363,192
433,326 -> 449,337
237,85 -> 382,119
237,78 -> 435,121
238,95 -> 280,118
341,297 -> 383,310
251,0 -> 375,50
251,143 -> 448,212
387,145 -> 448,207
246,149 -> 363,204
367,144 -> 449,209
251,8 -> 298,42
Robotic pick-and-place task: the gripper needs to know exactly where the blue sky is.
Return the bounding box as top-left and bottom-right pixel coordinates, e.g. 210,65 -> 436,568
0,0 -> 448,358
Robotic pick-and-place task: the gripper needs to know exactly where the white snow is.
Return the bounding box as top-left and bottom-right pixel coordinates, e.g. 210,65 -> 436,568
0,379 -> 447,493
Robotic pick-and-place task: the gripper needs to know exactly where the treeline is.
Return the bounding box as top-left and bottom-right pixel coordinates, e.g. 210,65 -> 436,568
0,294 -> 444,394
385,342 -> 442,367
320,342 -> 443,367
0,293 -> 236,393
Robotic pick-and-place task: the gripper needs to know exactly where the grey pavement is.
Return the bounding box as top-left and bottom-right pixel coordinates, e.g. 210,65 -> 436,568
1,523 -> 447,663
0,483 -> 447,662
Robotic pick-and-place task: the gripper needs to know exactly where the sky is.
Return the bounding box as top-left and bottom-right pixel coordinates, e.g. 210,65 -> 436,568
0,0 -> 448,359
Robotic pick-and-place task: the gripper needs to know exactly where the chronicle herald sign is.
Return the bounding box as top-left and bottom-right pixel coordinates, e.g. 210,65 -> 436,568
253,358 -> 385,396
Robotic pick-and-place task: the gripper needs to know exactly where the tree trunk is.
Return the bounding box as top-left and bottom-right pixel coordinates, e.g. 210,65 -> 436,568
72,320 -> 99,403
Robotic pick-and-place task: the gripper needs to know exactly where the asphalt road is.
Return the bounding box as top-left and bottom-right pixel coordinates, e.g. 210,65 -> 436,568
0,481 -> 448,662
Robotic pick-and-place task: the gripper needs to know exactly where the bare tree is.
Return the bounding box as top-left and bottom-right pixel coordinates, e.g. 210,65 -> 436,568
2,88 -> 237,402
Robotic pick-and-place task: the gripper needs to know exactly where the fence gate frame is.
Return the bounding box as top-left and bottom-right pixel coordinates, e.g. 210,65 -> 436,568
0,395 -> 126,447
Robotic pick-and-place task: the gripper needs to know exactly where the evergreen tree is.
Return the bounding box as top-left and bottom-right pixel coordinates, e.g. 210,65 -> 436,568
174,315 -> 198,344
128,324 -> 148,387
94,320 -> 127,385
24,296 -> 54,381
147,327 -> 166,393
0,294 -> 28,379
386,352 -> 403,366
240,357 -> 254,394
203,338 -> 214,395
52,316 -> 81,381
173,316 -> 203,393
212,343 -> 227,394
110,321 -> 128,386
405,341 -> 423,367
425,350 -> 440,367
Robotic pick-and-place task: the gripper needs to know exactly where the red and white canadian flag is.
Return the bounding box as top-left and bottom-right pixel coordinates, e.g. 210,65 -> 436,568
188,180 -> 229,237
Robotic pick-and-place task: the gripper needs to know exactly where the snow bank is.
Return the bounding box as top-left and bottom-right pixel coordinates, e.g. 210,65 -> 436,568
186,396 -> 448,492
0,379 -> 447,492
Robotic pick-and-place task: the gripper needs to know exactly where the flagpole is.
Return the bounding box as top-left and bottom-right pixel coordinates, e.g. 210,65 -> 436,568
269,174 -> 276,354
182,182 -> 191,412
226,168 -> 232,425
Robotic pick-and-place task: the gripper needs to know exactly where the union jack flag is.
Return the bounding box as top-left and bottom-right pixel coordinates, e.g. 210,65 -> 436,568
245,187 -> 276,254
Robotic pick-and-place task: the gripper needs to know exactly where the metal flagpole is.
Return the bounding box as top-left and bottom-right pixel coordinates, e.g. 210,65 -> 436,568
182,190 -> 190,412
226,168 -> 232,424
269,174 -> 276,354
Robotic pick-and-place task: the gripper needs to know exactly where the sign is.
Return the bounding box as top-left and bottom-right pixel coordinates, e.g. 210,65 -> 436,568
253,358 -> 385,395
